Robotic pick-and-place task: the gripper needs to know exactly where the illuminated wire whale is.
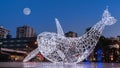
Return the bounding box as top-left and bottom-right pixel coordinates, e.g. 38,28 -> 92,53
23,8 -> 117,63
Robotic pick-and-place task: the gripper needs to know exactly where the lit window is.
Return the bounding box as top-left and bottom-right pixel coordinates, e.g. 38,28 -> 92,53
3,45 -> 7,47
10,45 -> 14,46
0,42 -> 2,45
10,40 -> 14,42
34,41 -> 37,45
16,44 -> 20,46
4,41 -> 8,43
17,40 -> 21,42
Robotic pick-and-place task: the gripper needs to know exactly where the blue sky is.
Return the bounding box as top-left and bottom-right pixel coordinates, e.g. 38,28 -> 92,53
0,0 -> 120,37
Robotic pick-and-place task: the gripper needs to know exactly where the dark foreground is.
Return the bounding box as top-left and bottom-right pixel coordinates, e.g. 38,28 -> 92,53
0,62 -> 120,68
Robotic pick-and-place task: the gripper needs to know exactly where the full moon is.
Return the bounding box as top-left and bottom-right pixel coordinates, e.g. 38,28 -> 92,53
23,8 -> 31,15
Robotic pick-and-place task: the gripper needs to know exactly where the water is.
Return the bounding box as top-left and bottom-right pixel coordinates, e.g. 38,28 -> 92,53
0,62 -> 120,68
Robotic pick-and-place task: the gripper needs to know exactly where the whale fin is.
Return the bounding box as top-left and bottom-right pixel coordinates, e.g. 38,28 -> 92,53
55,18 -> 64,36
23,48 -> 39,62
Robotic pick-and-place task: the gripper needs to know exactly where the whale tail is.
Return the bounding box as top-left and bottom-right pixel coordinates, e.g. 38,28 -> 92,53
76,8 -> 117,63
102,7 -> 117,25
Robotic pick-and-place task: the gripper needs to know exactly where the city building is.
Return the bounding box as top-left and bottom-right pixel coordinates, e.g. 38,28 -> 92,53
65,31 -> 77,37
16,25 -> 35,38
0,37 -> 41,61
0,26 -> 9,39
86,36 -> 120,63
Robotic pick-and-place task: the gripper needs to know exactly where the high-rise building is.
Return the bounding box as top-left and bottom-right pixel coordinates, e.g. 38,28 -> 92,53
0,26 -> 9,39
65,31 -> 77,37
16,25 -> 35,38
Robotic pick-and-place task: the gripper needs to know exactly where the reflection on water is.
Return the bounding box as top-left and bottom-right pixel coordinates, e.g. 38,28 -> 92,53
23,62 -> 103,68
0,62 -> 120,68
97,62 -> 102,68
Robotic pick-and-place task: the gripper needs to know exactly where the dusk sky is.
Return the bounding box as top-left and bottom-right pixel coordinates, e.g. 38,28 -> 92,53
0,0 -> 120,37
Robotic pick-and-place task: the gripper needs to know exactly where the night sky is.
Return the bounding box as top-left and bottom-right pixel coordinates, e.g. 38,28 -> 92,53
0,0 -> 120,37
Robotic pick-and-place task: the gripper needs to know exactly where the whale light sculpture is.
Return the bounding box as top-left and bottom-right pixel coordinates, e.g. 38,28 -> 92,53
23,8 -> 117,63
